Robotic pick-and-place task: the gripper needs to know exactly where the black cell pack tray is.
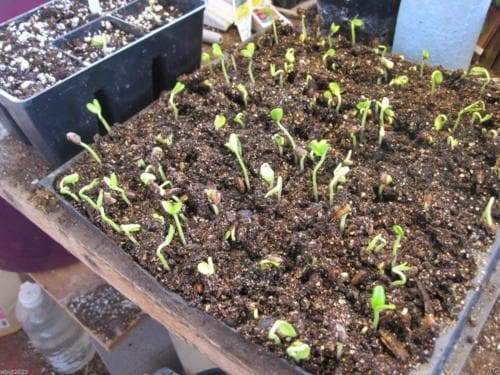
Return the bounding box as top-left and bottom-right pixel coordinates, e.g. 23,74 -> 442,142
0,0 -> 205,166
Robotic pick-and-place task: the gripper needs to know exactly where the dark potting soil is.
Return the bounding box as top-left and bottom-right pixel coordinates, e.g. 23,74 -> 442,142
59,19 -> 139,66
115,0 -> 182,32
57,21 -> 499,374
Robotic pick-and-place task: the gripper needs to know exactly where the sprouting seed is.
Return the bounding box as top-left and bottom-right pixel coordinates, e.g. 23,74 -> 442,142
310,139 -> 330,201
169,81 -> 185,121
156,224 -> 175,270
59,173 -> 80,202
78,178 -> 101,209
480,197 -> 496,230
259,254 -> 283,270
140,172 -> 157,186
356,99 -> 372,131
338,204 -> 351,233
155,133 -> 173,145
265,176 -> 283,201
433,114 -> 448,131
205,188 -> 221,216
272,19 -> 279,45
214,114 -> 227,130
366,234 -> 387,252
268,320 -> 297,345
371,285 -> 395,329
284,48 -> 295,74
328,22 -> 341,48
349,17 -> 364,46
322,49 -> 336,68
225,133 -> 251,191
98,205 -> 121,233
378,172 -> 393,199
471,112 -> 492,126
374,44 -> 388,58
378,57 -> 394,84
375,98 -> 395,146
201,52 -> 213,74
86,98 -> 111,133
270,63 -> 284,88
468,66 -> 490,93
66,132 -> 101,164
286,340 -> 311,362
224,225 -> 237,242
453,101 -> 485,132
420,49 -> 430,77
103,172 -> 131,206
161,200 -> 186,246
237,84 -> 249,107
120,224 -> 141,245
197,256 -> 215,276
260,163 -> 275,188
391,262 -> 411,286
90,33 -> 108,49
447,135 -> 459,150
431,70 -> 443,93
389,75 -> 409,87
212,43 -> 229,83
329,82 -> 342,113
329,163 -> 350,206
234,112 -> 245,127
272,133 -> 285,155
270,108 -> 297,151
299,14 -> 308,43
240,42 -> 256,84
391,225 -> 405,266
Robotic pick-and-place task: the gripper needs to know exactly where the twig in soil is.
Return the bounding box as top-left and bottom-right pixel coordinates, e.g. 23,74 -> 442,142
212,43 -> 229,84
286,340 -> 311,362
236,84 -> 249,107
169,81 -> 185,121
59,173 -> 80,202
349,17 -> 364,47
391,225 -> 405,267
66,132 -> 102,164
240,42 -> 256,84
259,254 -> 283,270
79,178 -> 101,209
268,320 -> 297,345
87,99 -> 112,134
103,172 -> 131,206
391,262 -> 411,286
452,100 -> 485,132
201,52 -> 213,75
214,114 -> 227,130
156,224 -> 175,270
378,172 -> 393,200
420,50 -> 430,78
433,114 -> 448,131
371,285 -> 396,329
389,75 -> 409,87
309,139 -> 330,201
416,280 -> 434,316
431,70 -> 443,94
270,63 -> 284,88
328,22 -> 341,48
205,188 -> 221,216
328,162 -> 350,206
225,133 -> 251,191
366,234 -> 387,253
468,66 -> 491,93
234,112 -> 245,127
197,256 -> 215,276
480,196 -> 496,230
161,200 -> 187,245
120,223 -> 141,245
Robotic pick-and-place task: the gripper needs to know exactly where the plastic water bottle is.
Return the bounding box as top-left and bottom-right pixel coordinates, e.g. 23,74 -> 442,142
15,282 -> 96,374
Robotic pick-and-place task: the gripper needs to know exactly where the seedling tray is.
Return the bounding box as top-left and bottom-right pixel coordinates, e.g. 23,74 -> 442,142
0,0 -> 205,166
40,129 -> 500,375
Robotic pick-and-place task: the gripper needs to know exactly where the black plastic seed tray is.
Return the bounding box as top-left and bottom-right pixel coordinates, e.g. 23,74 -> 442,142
0,0 -> 205,166
41,149 -> 500,374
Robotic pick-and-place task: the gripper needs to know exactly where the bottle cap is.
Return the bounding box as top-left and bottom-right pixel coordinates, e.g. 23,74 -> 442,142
18,282 -> 43,309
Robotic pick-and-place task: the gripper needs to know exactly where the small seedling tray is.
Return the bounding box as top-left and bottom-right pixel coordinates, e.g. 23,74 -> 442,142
0,0 -> 205,166
40,145 -> 500,374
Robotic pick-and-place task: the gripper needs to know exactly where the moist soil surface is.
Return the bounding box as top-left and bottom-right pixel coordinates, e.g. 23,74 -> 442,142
115,0 -> 182,32
57,21 -> 499,374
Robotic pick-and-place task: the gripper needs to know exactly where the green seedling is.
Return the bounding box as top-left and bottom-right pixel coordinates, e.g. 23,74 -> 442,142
389,75 -> 409,87
66,132 -> 101,164
371,285 -> 395,329
272,133 -> 285,155
156,224 -> 175,270
349,17 -> 364,46
299,14 -> 308,43
480,197 -> 496,230
103,172 -> 131,206
212,43 -> 229,83
59,173 -> 80,202
286,340 -> 311,362
241,42 -> 256,83
224,225 -> 237,242
90,33 -> 108,49
356,99 -> 372,131
259,254 -> 283,270
237,84 -> 249,107
453,101 -> 485,132
225,133 -> 251,191
155,133 -> 173,145
260,163 -> 275,188
342,150 -> 353,166
86,99 -> 111,133
328,22 -> 340,48
447,135 -> 459,150
78,178 -> 100,209
378,57 -> 394,84
234,112 -> 245,127
214,114 -> 227,130
98,205 -> 121,233
431,70 -> 443,93
205,188 -> 221,216
197,256 -> 215,276
323,90 -> 334,109
169,81 -> 185,121
433,114 -> 448,131
322,49 -> 336,68
265,176 -> 283,201
161,200 -> 186,246
391,262 -> 411,286
201,52 -> 213,74
310,139 -> 330,201
328,82 -> 342,113
366,234 -> 387,252
268,320 -> 297,345
375,98 -> 395,146
329,163 -> 350,206
375,44 -> 388,58
420,49 -> 430,77
391,225 -> 404,266
284,48 -> 295,74
270,63 -> 285,87
120,224 -> 141,245
468,66 -> 490,93
471,112 -> 492,126
378,172 -> 393,199
271,108 -> 297,151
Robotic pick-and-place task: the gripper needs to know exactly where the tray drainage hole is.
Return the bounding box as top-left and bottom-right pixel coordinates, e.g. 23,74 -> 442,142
93,89 -> 115,135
